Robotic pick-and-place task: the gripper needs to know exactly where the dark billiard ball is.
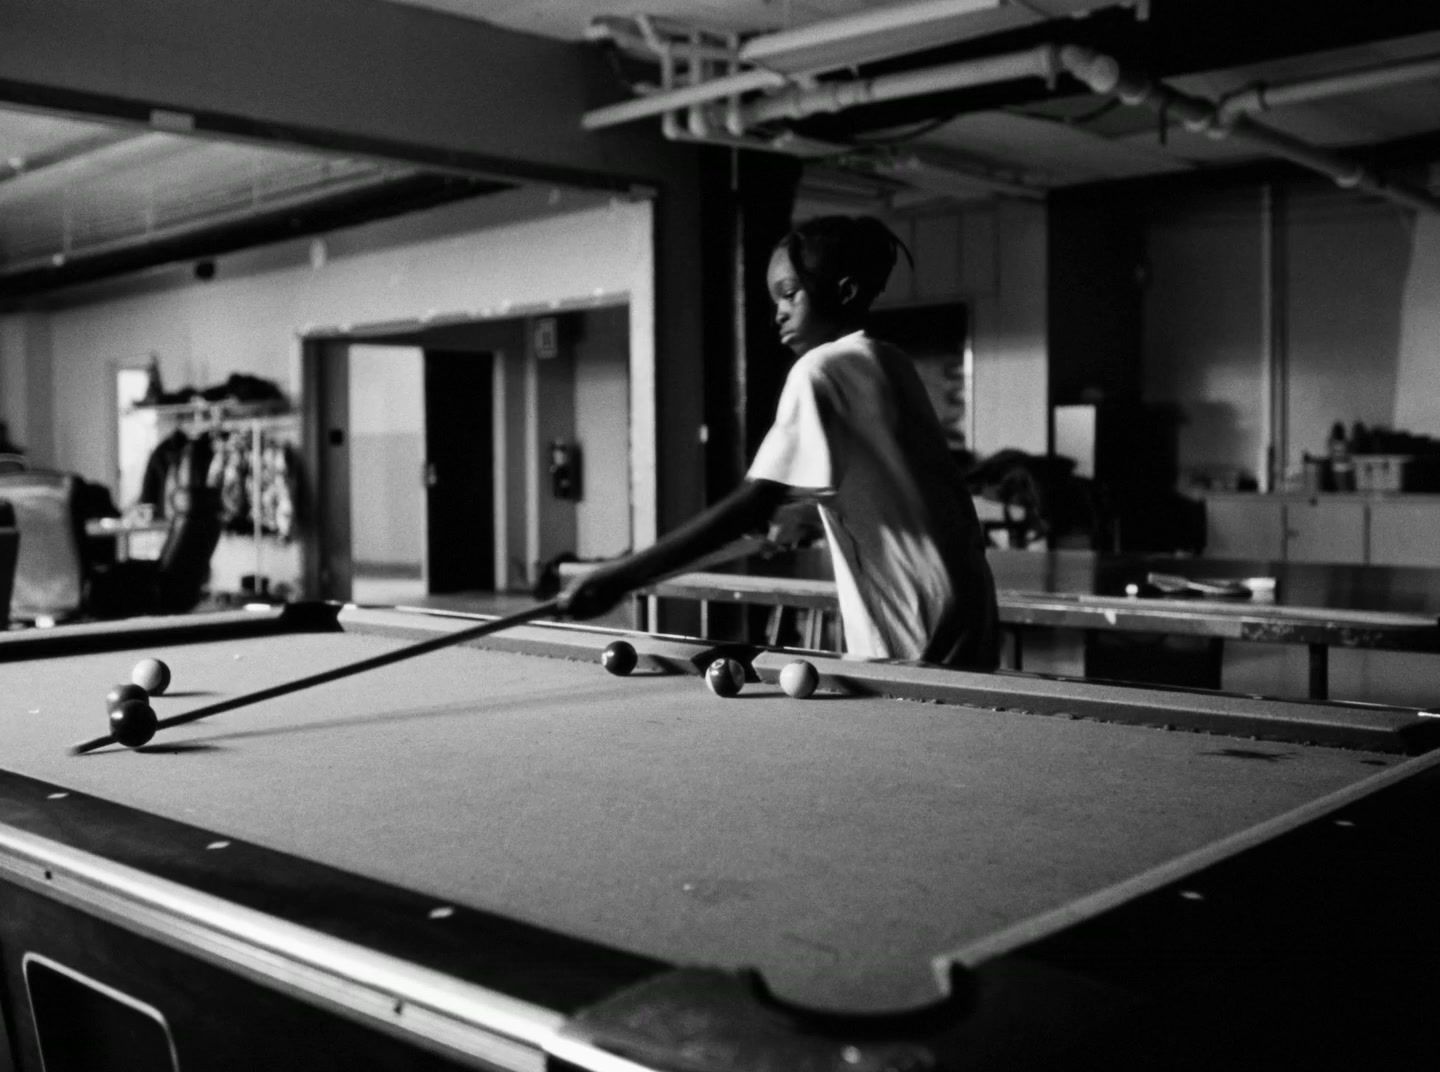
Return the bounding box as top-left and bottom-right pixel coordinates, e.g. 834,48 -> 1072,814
106,682 -> 150,713
132,658 -> 171,695
705,657 -> 745,698
601,640 -> 638,676
109,699 -> 158,748
779,659 -> 819,699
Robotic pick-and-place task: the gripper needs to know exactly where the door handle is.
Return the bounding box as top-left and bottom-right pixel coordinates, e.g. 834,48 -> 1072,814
424,462 -> 438,487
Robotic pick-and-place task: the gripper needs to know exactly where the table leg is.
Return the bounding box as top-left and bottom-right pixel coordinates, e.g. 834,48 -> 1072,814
1308,643 -> 1329,701
804,610 -> 821,649
1010,626 -> 1024,671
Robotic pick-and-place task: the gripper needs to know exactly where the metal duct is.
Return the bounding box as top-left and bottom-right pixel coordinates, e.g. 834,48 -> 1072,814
1059,45 -> 1440,215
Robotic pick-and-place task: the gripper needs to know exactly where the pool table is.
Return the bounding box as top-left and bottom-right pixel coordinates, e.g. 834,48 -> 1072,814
1,602 -> 1439,1071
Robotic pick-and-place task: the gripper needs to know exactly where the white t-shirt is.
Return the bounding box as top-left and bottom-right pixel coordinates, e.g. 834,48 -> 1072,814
748,331 -> 997,667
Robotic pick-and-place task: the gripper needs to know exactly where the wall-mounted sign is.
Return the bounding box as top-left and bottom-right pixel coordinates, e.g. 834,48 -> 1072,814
533,317 -> 558,360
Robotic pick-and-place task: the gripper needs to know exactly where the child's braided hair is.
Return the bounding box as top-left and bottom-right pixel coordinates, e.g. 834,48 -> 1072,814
775,216 -> 913,318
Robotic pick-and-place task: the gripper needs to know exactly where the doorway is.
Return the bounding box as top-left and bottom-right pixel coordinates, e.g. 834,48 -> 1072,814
346,344 -> 428,605
301,305 -> 630,605
423,350 -> 494,593
339,344 -> 497,605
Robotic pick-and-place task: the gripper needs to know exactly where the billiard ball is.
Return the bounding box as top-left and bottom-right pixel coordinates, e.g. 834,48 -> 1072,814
109,699 -> 158,748
132,658 -> 171,695
779,659 -> 819,699
705,657 -> 745,698
601,640 -> 638,676
105,683 -> 149,712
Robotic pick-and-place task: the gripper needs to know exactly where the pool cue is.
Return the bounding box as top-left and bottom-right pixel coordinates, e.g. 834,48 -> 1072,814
663,533 -> 780,575
70,598 -> 562,755
71,536 -> 781,755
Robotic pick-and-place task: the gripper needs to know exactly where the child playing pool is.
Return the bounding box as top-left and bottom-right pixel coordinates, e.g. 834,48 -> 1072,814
561,215 -> 998,669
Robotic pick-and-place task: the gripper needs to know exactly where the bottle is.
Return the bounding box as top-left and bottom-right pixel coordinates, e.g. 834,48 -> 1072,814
141,354 -> 165,405
1350,421 -> 1370,455
1328,421 -> 1355,492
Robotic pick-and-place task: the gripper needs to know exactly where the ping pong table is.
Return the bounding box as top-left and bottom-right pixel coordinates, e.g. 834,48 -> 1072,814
562,550 -> 1440,701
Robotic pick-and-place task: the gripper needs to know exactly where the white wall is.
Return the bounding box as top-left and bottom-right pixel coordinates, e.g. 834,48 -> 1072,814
1143,190 -> 1265,485
1395,211 -> 1440,433
973,201 -> 1048,455
0,187 -> 658,587
348,344 -> 424,569
3,186 -> 651,472
1284,190 -> 1410,463
1140,185 -> 1437,487
859,199 -> 1049,458
572,306 -> 632,559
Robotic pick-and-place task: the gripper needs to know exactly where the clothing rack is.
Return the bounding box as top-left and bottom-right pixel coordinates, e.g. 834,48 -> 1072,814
132,401 -> 299,597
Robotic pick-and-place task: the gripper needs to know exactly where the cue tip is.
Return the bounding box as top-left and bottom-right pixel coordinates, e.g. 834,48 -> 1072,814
69,736 -> 114,756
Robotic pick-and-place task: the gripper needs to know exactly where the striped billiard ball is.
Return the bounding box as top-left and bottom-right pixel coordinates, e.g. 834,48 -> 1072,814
705,657 -> 745,698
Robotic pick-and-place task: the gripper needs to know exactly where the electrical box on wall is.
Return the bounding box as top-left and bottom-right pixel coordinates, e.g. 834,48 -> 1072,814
549,440 -> 582,501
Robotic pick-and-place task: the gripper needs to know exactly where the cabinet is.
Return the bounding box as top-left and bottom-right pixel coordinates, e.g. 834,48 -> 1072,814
1283,499 -> 1366,563
1204,493 -> 1440,566
1370,501 -> 1440,567
1204,496 -> 1286,559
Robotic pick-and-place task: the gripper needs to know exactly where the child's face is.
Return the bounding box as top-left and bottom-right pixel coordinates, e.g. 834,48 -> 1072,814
767,247 -> 835,356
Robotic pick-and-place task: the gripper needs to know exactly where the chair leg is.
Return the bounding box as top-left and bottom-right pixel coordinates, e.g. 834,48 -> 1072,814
766,606 -> 784,646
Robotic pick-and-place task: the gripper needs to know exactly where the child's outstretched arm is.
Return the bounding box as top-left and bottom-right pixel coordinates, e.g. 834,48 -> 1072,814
558,479 -> 789,619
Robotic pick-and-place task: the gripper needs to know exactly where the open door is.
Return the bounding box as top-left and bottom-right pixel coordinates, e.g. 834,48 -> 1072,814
424,350 -> 494,593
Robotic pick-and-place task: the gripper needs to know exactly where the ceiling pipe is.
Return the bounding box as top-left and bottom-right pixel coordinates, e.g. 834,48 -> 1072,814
585,12 -> 786,131
585,14 -> 737,64
588,11 -> 1438,215
580,0 -> 1119,131
740,0 -> 1019,74
1217,53 -> 1440,125
739,44 -> 1060,126
648,24 -> 846,158
654,40 -> 1059,198
1059,45 -> 1440,215
661,108 -> 844,157
583,67 -> 785,130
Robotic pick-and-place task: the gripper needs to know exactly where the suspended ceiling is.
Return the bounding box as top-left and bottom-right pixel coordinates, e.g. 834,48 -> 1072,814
3,0 -> 1439,296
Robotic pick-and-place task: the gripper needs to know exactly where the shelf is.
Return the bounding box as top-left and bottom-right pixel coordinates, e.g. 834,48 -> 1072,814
126,401 -> 296,426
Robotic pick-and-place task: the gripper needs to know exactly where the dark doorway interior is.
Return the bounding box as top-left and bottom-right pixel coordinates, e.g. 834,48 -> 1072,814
424,350 -> 494,593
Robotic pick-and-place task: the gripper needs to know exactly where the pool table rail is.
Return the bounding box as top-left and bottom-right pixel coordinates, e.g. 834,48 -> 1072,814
749,651 -> 1440,755
0,774 -> 572,1072
340,606 -> 1440,755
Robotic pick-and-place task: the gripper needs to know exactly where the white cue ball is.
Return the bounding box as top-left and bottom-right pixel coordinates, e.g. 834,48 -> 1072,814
131,657 -> 172,695
779,660 -> 819,699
